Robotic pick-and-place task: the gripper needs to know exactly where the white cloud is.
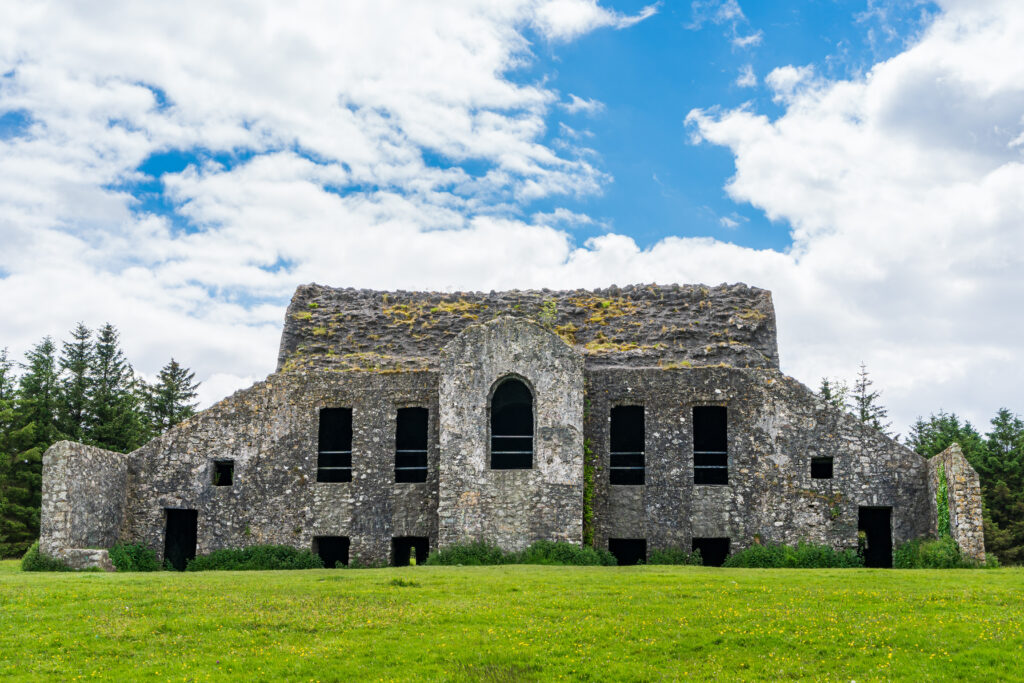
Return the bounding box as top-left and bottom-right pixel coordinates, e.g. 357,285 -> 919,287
561,94 -> 605,115
1,0 -> 1024,439
688,0 -> 761,50
735,64 -> 757,88
732,31 -> 763,48
532,0 -> 658,41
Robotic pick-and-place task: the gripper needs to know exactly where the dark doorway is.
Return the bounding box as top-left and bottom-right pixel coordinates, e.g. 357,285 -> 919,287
692,537 -> 730,567
392,536 -> 430,566
395,408 -> 429,483
858,507 -> 893,568
610,405 -> 645,485
490,378 -> 533,469
164,509 -> 198,571
693,406 -> 728,485
318,408 -> 353,482
608,538 -> 647,565
313,536 -> 350,568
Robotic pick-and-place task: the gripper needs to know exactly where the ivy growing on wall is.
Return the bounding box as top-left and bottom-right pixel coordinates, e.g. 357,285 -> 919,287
583,438 -> 596,547
936,463 -> 951,538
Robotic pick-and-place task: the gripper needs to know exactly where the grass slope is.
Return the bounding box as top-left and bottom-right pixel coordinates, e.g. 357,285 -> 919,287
1,560 -> 1022,681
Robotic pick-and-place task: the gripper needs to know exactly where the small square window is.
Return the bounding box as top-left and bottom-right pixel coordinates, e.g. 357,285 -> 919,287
811,456 -> 834,479
212,460 -> 234,486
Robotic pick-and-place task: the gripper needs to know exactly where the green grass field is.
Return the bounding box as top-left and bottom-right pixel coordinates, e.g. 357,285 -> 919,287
1,560 -> 1022,681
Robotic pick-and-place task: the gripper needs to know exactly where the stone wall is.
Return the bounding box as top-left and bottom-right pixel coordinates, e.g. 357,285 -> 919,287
437,317 -> 585,550
278,283 -> 778,373
40,441 -> 128,567
928,444 -> 986,561
586,367 -> 931,554
122,370 -> 440,567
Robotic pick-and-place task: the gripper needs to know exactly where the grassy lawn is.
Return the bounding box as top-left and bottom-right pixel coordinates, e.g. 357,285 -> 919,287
1,559 -> 1022,681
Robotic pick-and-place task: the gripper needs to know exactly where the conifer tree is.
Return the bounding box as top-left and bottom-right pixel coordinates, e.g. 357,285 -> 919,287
852,362 -> 893,436
145,358 -> 199,433
87,324 -> 148,452
58,322 -> 93,442
818,377 -> 850,412
0,349 -> 38,556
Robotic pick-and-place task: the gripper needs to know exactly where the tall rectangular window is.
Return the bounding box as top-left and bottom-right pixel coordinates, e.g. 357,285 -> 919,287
693,406 -> 728,485
610,405 -> 645,485
395,407 -> 428,483
318,408 -> 352,483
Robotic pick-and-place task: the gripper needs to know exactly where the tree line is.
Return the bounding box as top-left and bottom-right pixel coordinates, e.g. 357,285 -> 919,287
822,364 -> 1024,565
0,323 -> 198,558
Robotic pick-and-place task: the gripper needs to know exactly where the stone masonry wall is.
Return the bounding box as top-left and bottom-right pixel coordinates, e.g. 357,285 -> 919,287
40,441 -> 128,566
123,371 -> 440,567
586,367 -> 931,554
928,444 -> 986,561
278,283 -> 778,373
438,317 -> 585,550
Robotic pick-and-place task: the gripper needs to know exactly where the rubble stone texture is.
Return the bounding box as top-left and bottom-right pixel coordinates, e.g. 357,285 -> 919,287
39,283 -> 986,568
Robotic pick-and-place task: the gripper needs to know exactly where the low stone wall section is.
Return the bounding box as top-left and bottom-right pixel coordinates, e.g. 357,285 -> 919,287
928,444 -> 986,561
40,441 -> 128,560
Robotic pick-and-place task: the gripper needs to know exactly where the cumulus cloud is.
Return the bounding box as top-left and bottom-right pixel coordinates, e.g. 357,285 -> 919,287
735,64 -> 757,88
561,94 -> 606,115
1,0 -> 1023,437
532,0 -> 658,41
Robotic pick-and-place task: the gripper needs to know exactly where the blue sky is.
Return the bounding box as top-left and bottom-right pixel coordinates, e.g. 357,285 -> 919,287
1,0 -> 1022,434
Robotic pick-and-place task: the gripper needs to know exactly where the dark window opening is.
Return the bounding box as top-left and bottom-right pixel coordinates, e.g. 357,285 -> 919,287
693,406 -> 728,485
811,456 -> 834,479
692,537 -> 730,567
610,405 -> 645,485
318,408 -> 352,483
392,536 -> 430,566
858,507 -> 893,568
164,509 -> 198,571
313,536 -> 350,568
491,378 -> 533,470
608,538 -> 647,566
212,460 -> 234,486
395,408 -> 428,483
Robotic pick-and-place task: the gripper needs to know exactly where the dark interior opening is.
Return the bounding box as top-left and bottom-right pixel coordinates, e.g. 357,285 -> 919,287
692,537 -> 730,567
491,378 -> 533,470
318,408 -> 353,483
608,538 -> 647,565
395,407 -> 429,483
212,460 -> 234,486
164,509 -> 198,571
811,456 -> 834,479
313,536 -> 350,568
858,507 -> 893,568
693,406 -> 728,485
610,405 -> 645,485
392,536 -> 430,566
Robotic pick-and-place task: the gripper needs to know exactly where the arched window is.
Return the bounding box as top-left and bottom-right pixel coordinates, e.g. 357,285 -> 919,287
490,377 -> 533,469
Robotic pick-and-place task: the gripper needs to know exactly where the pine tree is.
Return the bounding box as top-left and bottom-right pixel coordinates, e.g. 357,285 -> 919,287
145,358 -> 200,433
852,362 -> 893,436
818,377 -> 850,412
905,411 -> 985,462
87,324 -> 148,452
0,340 -> 61,557
58,322 -> 93,442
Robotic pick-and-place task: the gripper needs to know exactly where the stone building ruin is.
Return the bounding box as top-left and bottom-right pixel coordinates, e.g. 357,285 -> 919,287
40,283 -> 986,570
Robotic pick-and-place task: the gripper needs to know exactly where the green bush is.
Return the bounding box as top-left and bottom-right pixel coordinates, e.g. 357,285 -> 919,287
425,540 -> 616,566
513,540 -> 616,566
20,541 -> 73,572
186,545 -> 324,571
894,536 -> 987,569
647,547 -> 703,565
108,543 -> 161,572
723,541 -> 863,568
425,540 -> 509,566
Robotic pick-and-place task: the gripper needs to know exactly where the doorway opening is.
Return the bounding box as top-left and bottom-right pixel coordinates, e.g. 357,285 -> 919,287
313,536 -> 350,568
858,507 -> 893,568
164,509 -> 198,571
392,536 -> 430,566
608,538 -> 647,565
692,537 -> 731,567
